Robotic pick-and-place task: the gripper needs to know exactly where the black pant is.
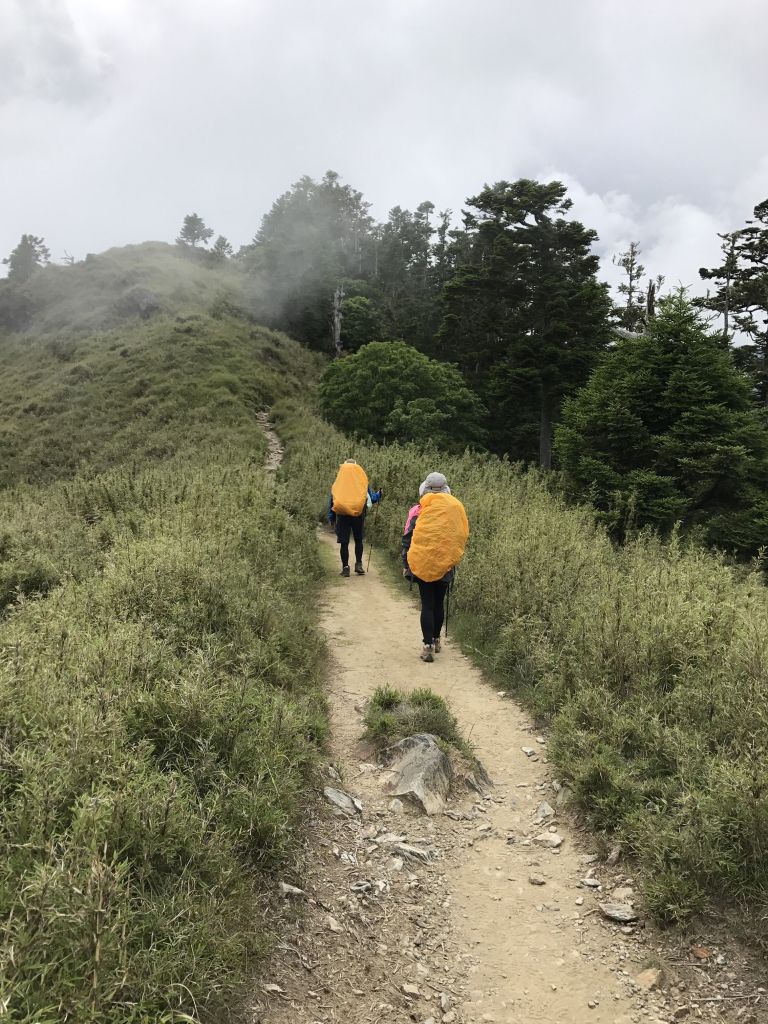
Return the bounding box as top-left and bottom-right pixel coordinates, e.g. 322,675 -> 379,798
335,514 -> 364,566
417,580 -> 449,645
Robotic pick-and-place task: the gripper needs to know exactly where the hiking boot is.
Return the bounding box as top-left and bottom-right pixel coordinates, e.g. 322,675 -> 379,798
420,643 -> 434,663
433,636 -> 442,654
340,565 -> 350,577
354,562 -> 365,575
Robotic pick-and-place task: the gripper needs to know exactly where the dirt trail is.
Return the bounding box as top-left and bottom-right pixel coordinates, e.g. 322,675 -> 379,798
251,527 -> 761,1024
256,410 -> 285,472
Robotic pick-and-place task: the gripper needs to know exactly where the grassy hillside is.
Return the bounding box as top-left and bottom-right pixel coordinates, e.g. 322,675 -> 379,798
0,241 -> 245,335
0,261 -> 328,1021
276,400 -> 768,933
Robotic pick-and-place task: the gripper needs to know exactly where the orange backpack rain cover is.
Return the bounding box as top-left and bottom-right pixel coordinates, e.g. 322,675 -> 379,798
331,463 -> 369,516
407,492 -> 469,582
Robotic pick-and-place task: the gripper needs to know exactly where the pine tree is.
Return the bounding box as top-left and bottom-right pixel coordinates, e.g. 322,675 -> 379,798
613,242 -> 646,332
556,292 -> 768,553
3,234 -> 50,282
699,200 -> 768,401
243,172 -> 375,348
439,179 -> 611,467
211,235 -> 234,259
176,213 -> 214,248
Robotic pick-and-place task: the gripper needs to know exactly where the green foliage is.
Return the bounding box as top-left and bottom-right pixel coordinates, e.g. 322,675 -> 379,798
318,341 -> 486,449
364,686 -> 466,751
439,179 -> 612,466
0,301 -> 327,1018
278,403 -> 768,928
176,212 -> 214,248
699,199 -> 768,401
211,234 -> 234,259
242,171 -> 375,349
340,295 -> 384,351
3,233 -> 50,282
556,293 -> 768,553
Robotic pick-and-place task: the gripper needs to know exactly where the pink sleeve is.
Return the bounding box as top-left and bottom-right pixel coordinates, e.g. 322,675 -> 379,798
403,503 -> 422,534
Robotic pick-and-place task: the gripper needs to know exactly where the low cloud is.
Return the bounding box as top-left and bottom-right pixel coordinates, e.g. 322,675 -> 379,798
0,0 -> 766,295
0,0 -> 112,106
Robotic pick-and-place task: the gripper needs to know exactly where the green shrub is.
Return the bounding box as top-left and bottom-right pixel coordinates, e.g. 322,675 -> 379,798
318,340 -> 486,449
363,685 -> 466,752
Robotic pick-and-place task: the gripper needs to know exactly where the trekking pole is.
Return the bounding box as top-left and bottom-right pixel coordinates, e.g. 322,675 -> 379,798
365,498 -> 381,573
445,571 -> 456,637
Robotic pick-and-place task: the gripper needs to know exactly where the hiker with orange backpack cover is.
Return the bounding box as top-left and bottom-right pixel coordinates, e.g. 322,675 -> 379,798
327,459 -> 382,577
402,472 -> 469,662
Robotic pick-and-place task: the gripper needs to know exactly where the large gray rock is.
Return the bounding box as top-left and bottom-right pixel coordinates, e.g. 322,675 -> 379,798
382,734 -> 453,815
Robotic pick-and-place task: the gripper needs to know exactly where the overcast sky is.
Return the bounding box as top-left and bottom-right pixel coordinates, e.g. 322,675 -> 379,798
2,0 -> 767,295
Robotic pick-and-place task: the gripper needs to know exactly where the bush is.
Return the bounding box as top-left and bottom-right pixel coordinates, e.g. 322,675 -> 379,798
364,685 -> 466,751
319,340 -> 486,450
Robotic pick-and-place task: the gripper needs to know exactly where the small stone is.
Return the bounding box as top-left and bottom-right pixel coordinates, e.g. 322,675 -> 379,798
390,856 -> 404,871
388,798 -> 405,814
326,915 -> 343,933
606,845 -> 622,865
536,735 -> 546,744
581,877 -> 601,888
278,881 -> 306,898
575,896 -> 584,906
529,873 -> 547,886
588,1000 -> 597,1009
423,1018 -> 436,1024
534,832 -> 563,849
521,746 -> 537,758
323,786 -> 362,817
635,967 -> 664,991
402,982 -> 420,998
443,1013 -> 457,1023
613,886 -> 635,902
440,991 -> 451,1012
599,902 -> 639,923
262,983 -> 285,994
534,800 -> 556,823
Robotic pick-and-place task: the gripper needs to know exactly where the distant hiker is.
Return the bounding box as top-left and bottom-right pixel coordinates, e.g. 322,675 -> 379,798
328,459 -> 382,577
402,472 -> 469,662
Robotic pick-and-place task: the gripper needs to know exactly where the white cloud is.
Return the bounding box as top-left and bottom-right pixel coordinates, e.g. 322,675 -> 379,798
0,0 -> 766,291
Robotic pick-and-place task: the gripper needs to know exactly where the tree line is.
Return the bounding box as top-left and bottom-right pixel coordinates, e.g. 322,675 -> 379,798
3,171 -> 767,553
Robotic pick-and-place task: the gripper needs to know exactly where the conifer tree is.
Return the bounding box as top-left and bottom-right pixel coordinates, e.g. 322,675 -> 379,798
700,200 -> 768,401
556,292 -> 768,553
439,179 -> 611,467
613,241 -> 646,332
176,213 -> 213,248
3,234 -> 50,282
211,235 -> 234,259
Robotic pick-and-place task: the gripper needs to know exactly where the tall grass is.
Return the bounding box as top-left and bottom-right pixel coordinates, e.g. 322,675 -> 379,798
276,399 -> 768,927
0,316 -> 326,1019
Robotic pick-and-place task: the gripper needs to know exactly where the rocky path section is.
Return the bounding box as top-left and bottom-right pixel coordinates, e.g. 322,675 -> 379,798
256,409 -> 285,471
249,532 -> 765,1024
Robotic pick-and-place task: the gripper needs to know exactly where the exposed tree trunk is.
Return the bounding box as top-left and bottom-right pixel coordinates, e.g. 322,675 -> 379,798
332,284 -> 345,359
539,389 -> 552,470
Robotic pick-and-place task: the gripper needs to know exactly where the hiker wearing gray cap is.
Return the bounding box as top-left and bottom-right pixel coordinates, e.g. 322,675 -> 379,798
402,472 -> 469,662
